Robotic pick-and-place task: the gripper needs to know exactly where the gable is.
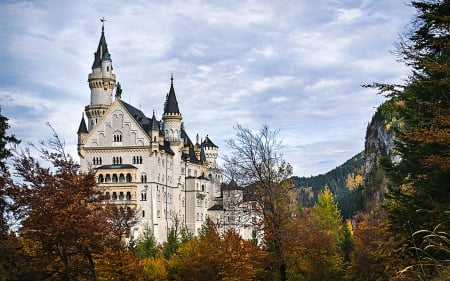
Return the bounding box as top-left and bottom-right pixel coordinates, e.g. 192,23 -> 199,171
84,100 -> 150,148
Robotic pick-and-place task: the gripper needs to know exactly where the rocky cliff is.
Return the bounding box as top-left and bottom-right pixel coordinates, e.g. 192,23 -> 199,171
362,103 -> 395,210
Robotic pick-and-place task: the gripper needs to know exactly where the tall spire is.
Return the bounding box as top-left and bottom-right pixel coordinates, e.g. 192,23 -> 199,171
163,74 -> 180,114
92,18 -> 111,69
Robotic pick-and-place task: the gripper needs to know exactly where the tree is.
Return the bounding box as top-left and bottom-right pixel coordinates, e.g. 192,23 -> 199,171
135,224 -> 159,259
284,188 -> 346,281
167,218 -> 264,281
5,126 -> 142,280
349,209 -> 400,281
367,0 -> 450,277
223,124 -> 294,281
0,109 -> 20,280
5,128 -> 111,280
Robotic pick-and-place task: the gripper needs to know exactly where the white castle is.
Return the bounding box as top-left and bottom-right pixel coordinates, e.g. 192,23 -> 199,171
77,25 -> 257,242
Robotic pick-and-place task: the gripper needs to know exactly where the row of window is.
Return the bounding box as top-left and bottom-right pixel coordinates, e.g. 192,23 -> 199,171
92,155 -> 144,166
98,173 -> 132,183
105,191 -> 132,201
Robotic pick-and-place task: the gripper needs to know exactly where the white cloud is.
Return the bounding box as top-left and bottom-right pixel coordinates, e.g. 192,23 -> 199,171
0,0 -> 415,176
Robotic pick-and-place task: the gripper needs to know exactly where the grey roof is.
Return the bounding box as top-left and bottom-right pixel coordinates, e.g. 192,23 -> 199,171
202,135 -> 218,148
151,111 -> 159,131
77,115 -> 88,134
96,164 -> 137,170
208,204 -> 225,211
92,26 -> 111,69
163,76 -> 180,114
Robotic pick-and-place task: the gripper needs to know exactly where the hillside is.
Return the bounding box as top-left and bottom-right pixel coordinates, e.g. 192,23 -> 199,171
293,102 -> 395,218
292,151 -> 365,219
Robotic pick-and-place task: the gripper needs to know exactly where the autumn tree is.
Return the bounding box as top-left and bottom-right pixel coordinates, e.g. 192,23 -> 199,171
5,128 -> 110,280
349,209 -> 400,281
223,124 -> 294,281
5,126 -> 142,280
167,218 -> 264,281
284,187 -> 347,280
368,0 -> 450,277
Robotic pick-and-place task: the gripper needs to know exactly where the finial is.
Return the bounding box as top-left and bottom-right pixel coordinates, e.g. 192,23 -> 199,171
171,73 -> 174,86
100,17 -> 106,32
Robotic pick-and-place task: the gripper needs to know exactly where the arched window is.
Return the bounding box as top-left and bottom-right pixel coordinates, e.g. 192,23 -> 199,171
112,174 -> 118,183
119,192 -> 124,200
142,210 -> 145,218
126,173 -> 132,182
105,174 -> 111,183
126,192 -> 131,201
112,192 -> 117,200
113,132 -> 122,142
98,174 -> 104,183
105,192 -> 110,200
119,174 -> 125,182
141,191 -> 147,201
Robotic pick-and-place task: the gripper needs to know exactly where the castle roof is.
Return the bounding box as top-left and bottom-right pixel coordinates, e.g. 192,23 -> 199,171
77,114 -> 88,134
96,164 -> 137,170
202,135 -> 218,148
163,75 -> 180,114
92,25 -> 111,69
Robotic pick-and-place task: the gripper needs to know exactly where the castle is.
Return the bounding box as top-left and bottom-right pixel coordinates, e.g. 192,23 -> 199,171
77,24 -> 256,242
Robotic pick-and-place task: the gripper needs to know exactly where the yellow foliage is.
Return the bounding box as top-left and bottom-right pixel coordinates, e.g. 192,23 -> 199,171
141,256 -> 168,281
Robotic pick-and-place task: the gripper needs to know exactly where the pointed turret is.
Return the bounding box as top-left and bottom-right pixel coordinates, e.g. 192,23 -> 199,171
150,110 -> 160,152
162,75 -> 182,142
85,20 -> 116,131
77,113 -> 88,158
92,24 -> 111,69
77,114 -> 88,134
163,75 -> 180,114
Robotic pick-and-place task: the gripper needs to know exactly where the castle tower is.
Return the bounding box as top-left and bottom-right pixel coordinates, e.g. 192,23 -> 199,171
162,75 -> 182,142
85,21 -> 116,131
202,135 -> 219,167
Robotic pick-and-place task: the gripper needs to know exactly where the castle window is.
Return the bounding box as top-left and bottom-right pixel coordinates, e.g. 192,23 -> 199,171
113,132 -> 122,142
105,174 -> 111,183
105,192 -> 110,200
112,156 -> 122,165
112,174 -> 118,183
126,192 -> 131,201
126,173 -> 132,182
142,210 -> 145,217
141,174 -> 147,183
141,191 -> 147,201
107,66 -> 110,72
119,192 -> 124,200
157,210 -> 161,218
112,192 -> 117,200
98,174 -> 104,183
133,156 -> 143,164
119,174 -> 125,182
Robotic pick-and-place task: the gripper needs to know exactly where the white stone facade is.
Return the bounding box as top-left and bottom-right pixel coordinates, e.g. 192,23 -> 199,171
77,26 -> 259,243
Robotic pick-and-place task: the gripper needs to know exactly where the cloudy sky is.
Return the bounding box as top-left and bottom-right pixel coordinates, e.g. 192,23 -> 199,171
0,0 -> 415,177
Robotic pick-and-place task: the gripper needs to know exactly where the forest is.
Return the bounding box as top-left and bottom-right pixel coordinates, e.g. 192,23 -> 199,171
1,0 -> 450,280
